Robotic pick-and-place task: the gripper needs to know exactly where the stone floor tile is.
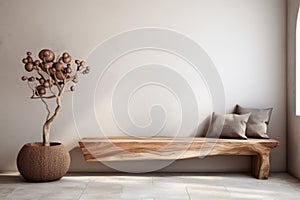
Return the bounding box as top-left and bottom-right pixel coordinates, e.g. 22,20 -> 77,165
0,173 -> 299,200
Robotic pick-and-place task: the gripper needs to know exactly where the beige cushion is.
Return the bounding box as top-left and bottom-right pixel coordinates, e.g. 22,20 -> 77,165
206,112 -> 250,139
235,105 -> 273,138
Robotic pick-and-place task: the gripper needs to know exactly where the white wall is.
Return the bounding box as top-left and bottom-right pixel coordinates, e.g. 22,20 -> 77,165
0,0 -> 286,172
287,0 -> 300,179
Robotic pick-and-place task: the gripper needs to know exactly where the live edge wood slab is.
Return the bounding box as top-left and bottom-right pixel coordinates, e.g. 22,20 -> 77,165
79,137 -> 279,179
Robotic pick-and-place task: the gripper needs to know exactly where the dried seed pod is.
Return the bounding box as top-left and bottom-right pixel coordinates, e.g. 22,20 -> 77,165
77,65 -> 83,71
56,71 -> 64,80
80,61 -> 85,66
34,60 -> 40,66
25,63 -> 34,72
84,66 -> 90,73
62,56 -> 71,64
39,49 -> 55,62
39,78 -> 45,84
44,63 -> 50,70
43,81 -> 50,88
53,62 -> 63,71
63,52 -> 69,58
26,56 -> 33,63
72,77 -> 78,83
21,76 -> 27,81
66,67 -> 72,74
22,58 -> 28,64
36,85 -> 46,96
70,86 -> 75,91
75,60 -> 80,64
28,76 -> 35,82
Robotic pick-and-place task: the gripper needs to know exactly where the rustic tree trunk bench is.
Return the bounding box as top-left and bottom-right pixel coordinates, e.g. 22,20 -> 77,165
79,137 -> 279,179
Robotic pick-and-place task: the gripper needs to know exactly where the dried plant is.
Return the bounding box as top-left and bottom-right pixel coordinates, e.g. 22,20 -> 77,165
21,49 -> 90,146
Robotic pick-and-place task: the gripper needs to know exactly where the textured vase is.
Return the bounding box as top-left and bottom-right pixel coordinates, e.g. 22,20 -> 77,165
17,142 -> 70,182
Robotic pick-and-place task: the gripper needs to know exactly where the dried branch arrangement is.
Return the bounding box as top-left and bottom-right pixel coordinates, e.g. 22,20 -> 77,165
21,49 -> 90,146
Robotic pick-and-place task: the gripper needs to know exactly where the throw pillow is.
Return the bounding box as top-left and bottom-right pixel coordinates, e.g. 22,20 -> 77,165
235,105 -> 273,138
206,112 -> 250,139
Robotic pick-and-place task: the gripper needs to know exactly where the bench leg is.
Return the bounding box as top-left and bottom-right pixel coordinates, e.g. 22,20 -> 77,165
252,153 -> 270,179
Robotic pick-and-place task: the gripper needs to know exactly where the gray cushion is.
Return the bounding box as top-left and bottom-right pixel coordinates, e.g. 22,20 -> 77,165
206,112 -> 250,139
235,105 -> 273,138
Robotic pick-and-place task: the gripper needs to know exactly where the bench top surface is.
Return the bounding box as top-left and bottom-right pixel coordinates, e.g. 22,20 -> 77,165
79,136 -> 279,179
80,136 -> 279,145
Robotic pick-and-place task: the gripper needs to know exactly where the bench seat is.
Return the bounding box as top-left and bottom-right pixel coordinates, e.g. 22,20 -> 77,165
79,137 -> 279,179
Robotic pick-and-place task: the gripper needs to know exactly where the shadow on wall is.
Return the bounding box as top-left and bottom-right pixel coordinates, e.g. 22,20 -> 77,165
68,147 -> 252,173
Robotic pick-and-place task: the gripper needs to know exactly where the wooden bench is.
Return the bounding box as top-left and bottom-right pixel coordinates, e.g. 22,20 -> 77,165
79,137 -> 279,179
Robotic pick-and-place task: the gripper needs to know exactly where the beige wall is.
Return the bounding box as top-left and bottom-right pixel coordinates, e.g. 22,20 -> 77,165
0,0 -> 286,172
287,0 -> 300,179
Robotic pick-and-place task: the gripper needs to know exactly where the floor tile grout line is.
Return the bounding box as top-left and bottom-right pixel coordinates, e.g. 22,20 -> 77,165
185,186 -> 191,200
78,178 -> 91,200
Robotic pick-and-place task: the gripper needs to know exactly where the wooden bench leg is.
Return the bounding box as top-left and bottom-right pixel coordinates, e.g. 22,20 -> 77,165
252,153 -> 270,179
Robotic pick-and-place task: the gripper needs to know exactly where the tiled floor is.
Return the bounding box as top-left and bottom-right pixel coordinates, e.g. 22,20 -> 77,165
0,173 -> 299,200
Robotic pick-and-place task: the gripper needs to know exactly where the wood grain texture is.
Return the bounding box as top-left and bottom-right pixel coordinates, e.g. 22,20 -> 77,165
79,137 -> 279,179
